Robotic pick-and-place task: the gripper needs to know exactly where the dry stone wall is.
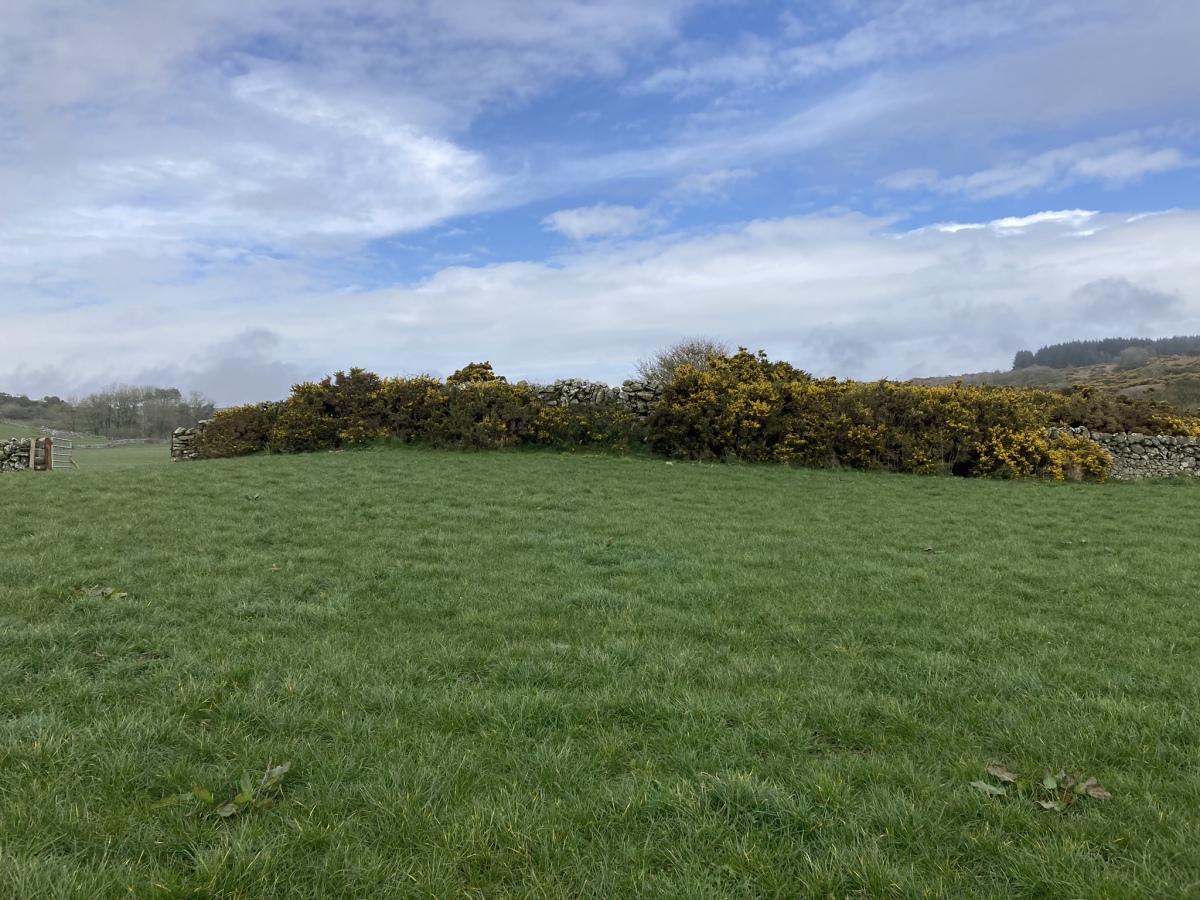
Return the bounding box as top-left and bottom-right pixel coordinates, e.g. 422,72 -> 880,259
1051,426 -> 1200,479
1,437 -> 52,472
530,379 -> 665,418
170,425 -> 203,461
1,437 -> 32,472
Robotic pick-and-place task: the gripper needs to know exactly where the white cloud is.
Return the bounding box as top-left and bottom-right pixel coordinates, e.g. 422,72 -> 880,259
5,209 -> 1200,403
636,0 -> 1125,98
1072,278 -> 1180,326
542,204 -> 657,240
667,168 -> 755,202
883,138 -> 1191,199
1,0 -> 1199,410
0,0 -> 703,265
0,0 -> 694,115
620,1 -> 1200,195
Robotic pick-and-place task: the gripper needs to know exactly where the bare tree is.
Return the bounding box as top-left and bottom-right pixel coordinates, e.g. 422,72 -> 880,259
64,396 -> 82,433
634,335 -> 731,383
70,384 -> 215,438
181,390 -> 216,426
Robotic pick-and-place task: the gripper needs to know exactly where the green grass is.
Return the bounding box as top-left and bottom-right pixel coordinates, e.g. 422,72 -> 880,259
70,444 -> 170,471
1,446 -> 1198,898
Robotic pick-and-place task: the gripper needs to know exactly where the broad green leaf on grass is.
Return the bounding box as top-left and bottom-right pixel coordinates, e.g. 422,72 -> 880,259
259,762 -> 291,791
192,786 -> 214,804
240,771 -> 254,795
987,764 -> 1020,783
971,781 -> 1006,796
152,793 -> 192,809
1042,772 -> 1059,791
232,789 -> 253,806
1037,800 -> 1065,812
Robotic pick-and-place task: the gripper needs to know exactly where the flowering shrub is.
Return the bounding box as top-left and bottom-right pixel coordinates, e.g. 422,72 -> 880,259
647,348 -> 1180,479
1042,385 -> 1200,435
975,429 -> 1111,481
191,402 -> 281,458
425,379 -> 539,449
533,403 -> 640,451
192,351 -> 1199,481
269,369 -> 383,454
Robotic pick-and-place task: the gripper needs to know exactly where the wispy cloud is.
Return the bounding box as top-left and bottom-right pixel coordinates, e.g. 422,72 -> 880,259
666,168 -> 755,202
882,136 -> 1190,199
543,204 -> 658,241
636,0 -> 1114,98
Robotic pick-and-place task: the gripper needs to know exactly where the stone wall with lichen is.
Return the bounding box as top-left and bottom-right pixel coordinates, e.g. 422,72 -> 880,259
1051,426 -> 1199,479
1,437 -> 52,472
529,379 -> 664,418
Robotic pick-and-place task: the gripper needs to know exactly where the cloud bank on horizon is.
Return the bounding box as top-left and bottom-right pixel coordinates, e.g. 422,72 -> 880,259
2,0 -> 1198,404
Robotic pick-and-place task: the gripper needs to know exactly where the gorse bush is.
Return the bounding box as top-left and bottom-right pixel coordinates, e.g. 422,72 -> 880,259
648,349 -> 1057,476
266,364 -> 546,452
270,369 -> 384,454
192,402 -> 281,458
533,403 -> 639,452
648,348 -> 1199,479
192,351 -> 1200,480
1040,385 -> 1200,436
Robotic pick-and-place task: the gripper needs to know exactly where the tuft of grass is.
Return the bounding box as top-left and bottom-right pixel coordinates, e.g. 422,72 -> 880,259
1,445 -> 1199,897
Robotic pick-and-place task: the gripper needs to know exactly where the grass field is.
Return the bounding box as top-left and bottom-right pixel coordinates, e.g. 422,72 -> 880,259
1,446 -> 1198,898
70,444 -> 170,471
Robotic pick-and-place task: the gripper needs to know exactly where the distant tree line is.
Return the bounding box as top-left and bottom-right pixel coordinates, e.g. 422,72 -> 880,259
0,392 -> 74,425
0,385 -> 214,439
1013,336 -> 1200,370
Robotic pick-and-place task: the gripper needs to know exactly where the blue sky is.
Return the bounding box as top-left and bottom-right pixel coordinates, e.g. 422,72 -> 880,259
2,0 -> 1198,404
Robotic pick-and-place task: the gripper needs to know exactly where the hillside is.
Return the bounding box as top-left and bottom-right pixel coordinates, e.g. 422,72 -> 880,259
912,354 -> 1200,411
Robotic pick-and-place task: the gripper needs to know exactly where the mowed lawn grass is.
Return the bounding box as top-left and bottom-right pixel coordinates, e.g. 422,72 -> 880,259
0,446 -> 1198,898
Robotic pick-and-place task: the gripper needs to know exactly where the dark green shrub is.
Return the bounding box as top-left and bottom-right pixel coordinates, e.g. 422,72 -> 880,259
192,403 -> 281,458
533,402 -> 641,451
428,380 -> 539,449
446,361 -> 506,385
1043,385 -> 1199,435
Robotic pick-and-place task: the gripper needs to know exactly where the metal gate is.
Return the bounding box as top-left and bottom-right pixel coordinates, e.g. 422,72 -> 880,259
50,438 -> 77,470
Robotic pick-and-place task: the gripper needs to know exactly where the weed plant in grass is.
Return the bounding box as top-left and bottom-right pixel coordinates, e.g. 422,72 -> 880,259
1,446 -> 1198,897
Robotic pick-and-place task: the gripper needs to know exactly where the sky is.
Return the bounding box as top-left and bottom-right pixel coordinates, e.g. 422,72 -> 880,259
1,0 -> 1198,405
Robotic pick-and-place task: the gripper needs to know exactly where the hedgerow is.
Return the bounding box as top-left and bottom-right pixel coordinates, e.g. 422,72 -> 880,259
192,351 -> 1200,480
191,402 -> 281,458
